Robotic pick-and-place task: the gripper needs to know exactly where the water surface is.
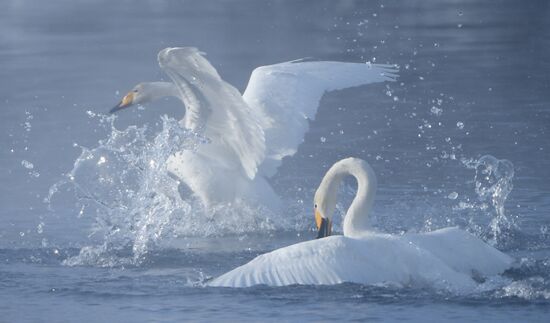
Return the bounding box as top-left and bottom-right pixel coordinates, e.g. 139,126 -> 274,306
1,0 -> 550,321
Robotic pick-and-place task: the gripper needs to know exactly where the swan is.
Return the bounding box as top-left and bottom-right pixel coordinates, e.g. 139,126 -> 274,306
209,158 -> 514,292
110,47 -> 398,210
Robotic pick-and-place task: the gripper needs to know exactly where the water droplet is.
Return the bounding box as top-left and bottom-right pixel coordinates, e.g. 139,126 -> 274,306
447,192 -> 459,200
320,136 -> 327,143
21,160 -> 34,169
97,156 -> 107,165
457,121 -> 465,129
430,106 -> 443,116
37,222 -> 44,234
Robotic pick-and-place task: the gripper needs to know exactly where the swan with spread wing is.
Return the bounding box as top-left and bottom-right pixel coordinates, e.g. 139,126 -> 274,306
111,47 -> 398,209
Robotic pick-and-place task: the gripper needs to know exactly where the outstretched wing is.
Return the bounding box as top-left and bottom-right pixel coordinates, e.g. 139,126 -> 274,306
243,60 -> 398,177
158,47 -> 265,179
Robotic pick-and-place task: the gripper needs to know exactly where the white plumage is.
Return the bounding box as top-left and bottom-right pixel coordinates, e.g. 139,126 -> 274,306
209,158 -> 513,292
115,48 -> 398,209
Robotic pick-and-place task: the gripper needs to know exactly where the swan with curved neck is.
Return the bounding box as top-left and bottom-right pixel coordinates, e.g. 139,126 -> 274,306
209,157 -> 513,290
314,157 -> 376,238
108,47 -> 398,209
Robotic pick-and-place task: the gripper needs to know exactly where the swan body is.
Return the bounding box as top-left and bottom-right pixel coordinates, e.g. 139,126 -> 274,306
209,158 -> 514,291
112,48 -> 398,209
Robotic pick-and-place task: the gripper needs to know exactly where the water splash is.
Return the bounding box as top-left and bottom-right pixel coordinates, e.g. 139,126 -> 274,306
499,277 -> 550,300
46,113 -> 286,266
460,155 -> 518,247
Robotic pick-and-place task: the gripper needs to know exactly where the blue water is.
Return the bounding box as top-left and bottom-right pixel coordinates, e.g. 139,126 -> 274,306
1,0 -> 550,321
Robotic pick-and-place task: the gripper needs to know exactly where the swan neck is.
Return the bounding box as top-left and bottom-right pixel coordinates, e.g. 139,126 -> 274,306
344,165 -> 376,237
338,160 -> 377,237
148,82 -> 180,100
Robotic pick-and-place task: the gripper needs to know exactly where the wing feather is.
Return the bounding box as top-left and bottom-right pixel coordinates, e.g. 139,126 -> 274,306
158,47 -> 265,179
209,232 -> 510,290
243,60 -> 398,177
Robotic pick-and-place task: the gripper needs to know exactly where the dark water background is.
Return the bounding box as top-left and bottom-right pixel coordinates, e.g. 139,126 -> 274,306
1,0 -> 550,321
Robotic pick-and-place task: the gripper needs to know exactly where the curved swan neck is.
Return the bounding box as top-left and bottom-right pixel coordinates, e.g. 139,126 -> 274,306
343,160 -> 376,237
318,158 -> 377,238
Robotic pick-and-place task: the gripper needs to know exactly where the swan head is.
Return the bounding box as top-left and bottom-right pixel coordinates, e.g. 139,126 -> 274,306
313,157 -> 376,238
313,174 -> 339,239
110,83 -> 152,113
111,81 -> 181,114
314,203 -> 332,239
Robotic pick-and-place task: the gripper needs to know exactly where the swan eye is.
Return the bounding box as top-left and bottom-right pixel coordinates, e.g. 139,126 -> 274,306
133,89 -> 138,93
314,204 -> 317,209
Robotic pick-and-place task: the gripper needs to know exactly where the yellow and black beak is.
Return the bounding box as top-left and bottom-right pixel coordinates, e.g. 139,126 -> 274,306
315,209 -> 332,239
110,92 -> 134,113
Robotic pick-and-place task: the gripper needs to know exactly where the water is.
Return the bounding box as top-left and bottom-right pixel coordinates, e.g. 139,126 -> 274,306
1,0 -> 550,321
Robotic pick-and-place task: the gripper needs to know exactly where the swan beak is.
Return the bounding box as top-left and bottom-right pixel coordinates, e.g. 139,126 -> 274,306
315,209 -> 332,239
110,92 -> 134,113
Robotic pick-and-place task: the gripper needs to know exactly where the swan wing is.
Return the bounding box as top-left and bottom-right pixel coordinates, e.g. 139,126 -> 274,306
209,237 -> 359,287
158,47 -> 265,179
406,227 -> 514,277
209,235 -> 477,292
242,60 -> 398,177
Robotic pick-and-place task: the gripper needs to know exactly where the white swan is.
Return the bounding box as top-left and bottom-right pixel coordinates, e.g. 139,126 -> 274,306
111,47 -> 398,210
209,158 -> 514,292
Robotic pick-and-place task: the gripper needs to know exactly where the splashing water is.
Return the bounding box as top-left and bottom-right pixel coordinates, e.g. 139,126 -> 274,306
46,113 -> 288,266
44,110 -> 519,266
461,155 -> 517,247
